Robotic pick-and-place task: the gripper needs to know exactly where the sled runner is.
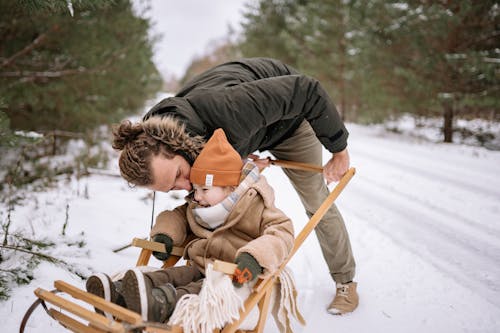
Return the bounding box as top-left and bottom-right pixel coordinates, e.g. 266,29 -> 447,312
22,161 -> 355,333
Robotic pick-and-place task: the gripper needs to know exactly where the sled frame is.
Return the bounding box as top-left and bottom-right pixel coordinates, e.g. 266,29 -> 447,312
28,163 -> 355,333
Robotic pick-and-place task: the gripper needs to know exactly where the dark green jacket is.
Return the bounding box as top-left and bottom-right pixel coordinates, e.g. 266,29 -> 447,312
143,58 -> 348,159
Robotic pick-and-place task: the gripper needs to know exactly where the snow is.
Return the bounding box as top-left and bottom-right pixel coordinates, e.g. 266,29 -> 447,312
13,131 -> 44,139
2,121 -> 500,333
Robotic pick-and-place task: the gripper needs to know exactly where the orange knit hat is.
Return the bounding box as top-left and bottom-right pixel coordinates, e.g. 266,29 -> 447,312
189,128 -> 243,186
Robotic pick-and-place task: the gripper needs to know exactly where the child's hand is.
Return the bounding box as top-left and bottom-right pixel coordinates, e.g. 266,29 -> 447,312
232,253 -> 262,288
152,234 -> 173,261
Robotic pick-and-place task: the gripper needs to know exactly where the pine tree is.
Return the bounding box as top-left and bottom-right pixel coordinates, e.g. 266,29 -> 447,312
237,0 -> 499,140
239,0 -> 303,65
0,0 -> 162,133
239,0 -> 362,119
361,1 -> 499,141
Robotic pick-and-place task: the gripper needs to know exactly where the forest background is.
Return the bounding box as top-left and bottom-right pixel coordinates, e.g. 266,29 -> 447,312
0,0 -> 498,300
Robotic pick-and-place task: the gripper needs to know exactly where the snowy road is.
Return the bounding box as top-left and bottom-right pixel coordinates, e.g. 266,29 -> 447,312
3,123 -> 500,332
347,125 -> 500,308
267,124 -> 500,332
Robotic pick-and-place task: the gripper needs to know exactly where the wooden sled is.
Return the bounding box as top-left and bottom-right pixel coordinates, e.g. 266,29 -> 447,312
23,162 -> 356,333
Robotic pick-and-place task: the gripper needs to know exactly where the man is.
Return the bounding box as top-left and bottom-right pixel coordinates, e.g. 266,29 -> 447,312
112,57 -> 358,314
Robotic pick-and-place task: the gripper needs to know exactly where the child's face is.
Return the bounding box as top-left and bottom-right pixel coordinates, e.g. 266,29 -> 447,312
193,184 -> 232,207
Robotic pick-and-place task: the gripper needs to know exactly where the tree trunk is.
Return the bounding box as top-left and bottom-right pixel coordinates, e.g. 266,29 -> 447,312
338,8 -> 348,122
443,102 -> 454,143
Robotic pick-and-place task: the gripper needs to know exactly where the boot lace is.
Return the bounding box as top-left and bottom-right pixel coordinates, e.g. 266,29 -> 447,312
337,283 -> 350,297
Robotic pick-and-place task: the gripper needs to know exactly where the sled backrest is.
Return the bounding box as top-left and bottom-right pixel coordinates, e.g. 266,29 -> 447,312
132,237 -> 185,268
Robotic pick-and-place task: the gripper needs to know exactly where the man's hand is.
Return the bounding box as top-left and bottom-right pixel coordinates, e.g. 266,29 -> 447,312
323,148 -> 350,184
152,234 -> 173,261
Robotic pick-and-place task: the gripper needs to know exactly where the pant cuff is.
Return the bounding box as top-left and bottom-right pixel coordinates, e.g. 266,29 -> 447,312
331,271 -> 355,284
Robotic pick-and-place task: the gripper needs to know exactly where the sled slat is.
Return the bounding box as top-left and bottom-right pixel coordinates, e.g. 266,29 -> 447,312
251,276 -> 270,295
132,238 -> 184,257
161,255 -> 182,269
251,288 -> 273,333
282,167 -> 356,269
137,248 -> 153,266
34,288 -> 125,333
269,159 -> 323,173
54,280 -> 142,325
48,309 -> 104,333
213,260 -> 237,275
144,325 -> 183,333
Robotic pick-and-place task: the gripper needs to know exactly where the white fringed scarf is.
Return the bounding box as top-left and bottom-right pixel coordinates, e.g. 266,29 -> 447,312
168,263 -> 244,333
168,264 -> 305,333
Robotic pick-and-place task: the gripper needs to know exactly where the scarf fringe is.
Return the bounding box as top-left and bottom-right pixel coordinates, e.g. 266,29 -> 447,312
169,265 -> 304,333
168,264 -> 244,333
273,268 -> 306,333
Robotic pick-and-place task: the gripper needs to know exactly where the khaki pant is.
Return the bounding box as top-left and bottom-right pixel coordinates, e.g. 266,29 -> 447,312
145,265 -> 204,302
270,121 -> 356,284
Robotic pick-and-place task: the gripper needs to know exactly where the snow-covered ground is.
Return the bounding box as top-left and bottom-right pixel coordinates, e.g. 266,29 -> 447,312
2,122 -> 500,333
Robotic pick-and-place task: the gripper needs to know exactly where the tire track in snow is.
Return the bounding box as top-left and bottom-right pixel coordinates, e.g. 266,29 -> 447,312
344,130 -> 500,308
348,125 -> 500,177
348,146 -> 499,236
356,172 -> 500,241
351,148 -> 499,199
353,176 -> 500,263
343,181 -> 500,309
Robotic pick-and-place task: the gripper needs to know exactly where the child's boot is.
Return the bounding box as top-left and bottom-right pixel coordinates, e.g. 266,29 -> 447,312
121,268 -> 177,322
86,273 -> 126,316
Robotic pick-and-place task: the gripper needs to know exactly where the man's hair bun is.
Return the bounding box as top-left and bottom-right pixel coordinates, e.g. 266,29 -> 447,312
112,120 -> 144,150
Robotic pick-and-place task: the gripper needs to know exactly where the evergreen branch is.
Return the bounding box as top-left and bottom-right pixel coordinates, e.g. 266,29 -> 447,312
42,130 -> 84,139
0,244 -> 64,264
16,236 -> 55,249
0,24 -> 60,68
112,242 -> 133,253
0,244 -> 88,279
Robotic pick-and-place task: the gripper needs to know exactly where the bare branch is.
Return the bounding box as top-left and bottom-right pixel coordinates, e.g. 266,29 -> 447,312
457,30 -> 500,51
0,44 -> 133,83
0,67 -> 90,78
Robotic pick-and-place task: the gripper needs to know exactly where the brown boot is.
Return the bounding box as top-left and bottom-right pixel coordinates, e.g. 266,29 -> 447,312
86,273 -> 126,317
327,281 -> 359,315
121,268 -> 176,322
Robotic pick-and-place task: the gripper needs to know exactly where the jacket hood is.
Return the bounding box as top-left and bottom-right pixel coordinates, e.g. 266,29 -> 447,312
249,175 -> 275,208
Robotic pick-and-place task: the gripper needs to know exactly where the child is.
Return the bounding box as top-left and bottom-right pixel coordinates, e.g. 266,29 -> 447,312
86,128 -> 294,323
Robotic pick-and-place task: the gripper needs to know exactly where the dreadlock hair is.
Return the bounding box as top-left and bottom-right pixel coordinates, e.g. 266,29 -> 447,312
112,117 -> 205,187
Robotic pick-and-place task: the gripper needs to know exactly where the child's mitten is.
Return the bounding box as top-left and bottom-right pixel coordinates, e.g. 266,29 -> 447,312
152,234 -> 173,261
232,252 -> 262,288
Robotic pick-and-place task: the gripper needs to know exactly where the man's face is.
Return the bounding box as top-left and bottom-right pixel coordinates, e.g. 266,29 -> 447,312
148,154 -> 192,192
